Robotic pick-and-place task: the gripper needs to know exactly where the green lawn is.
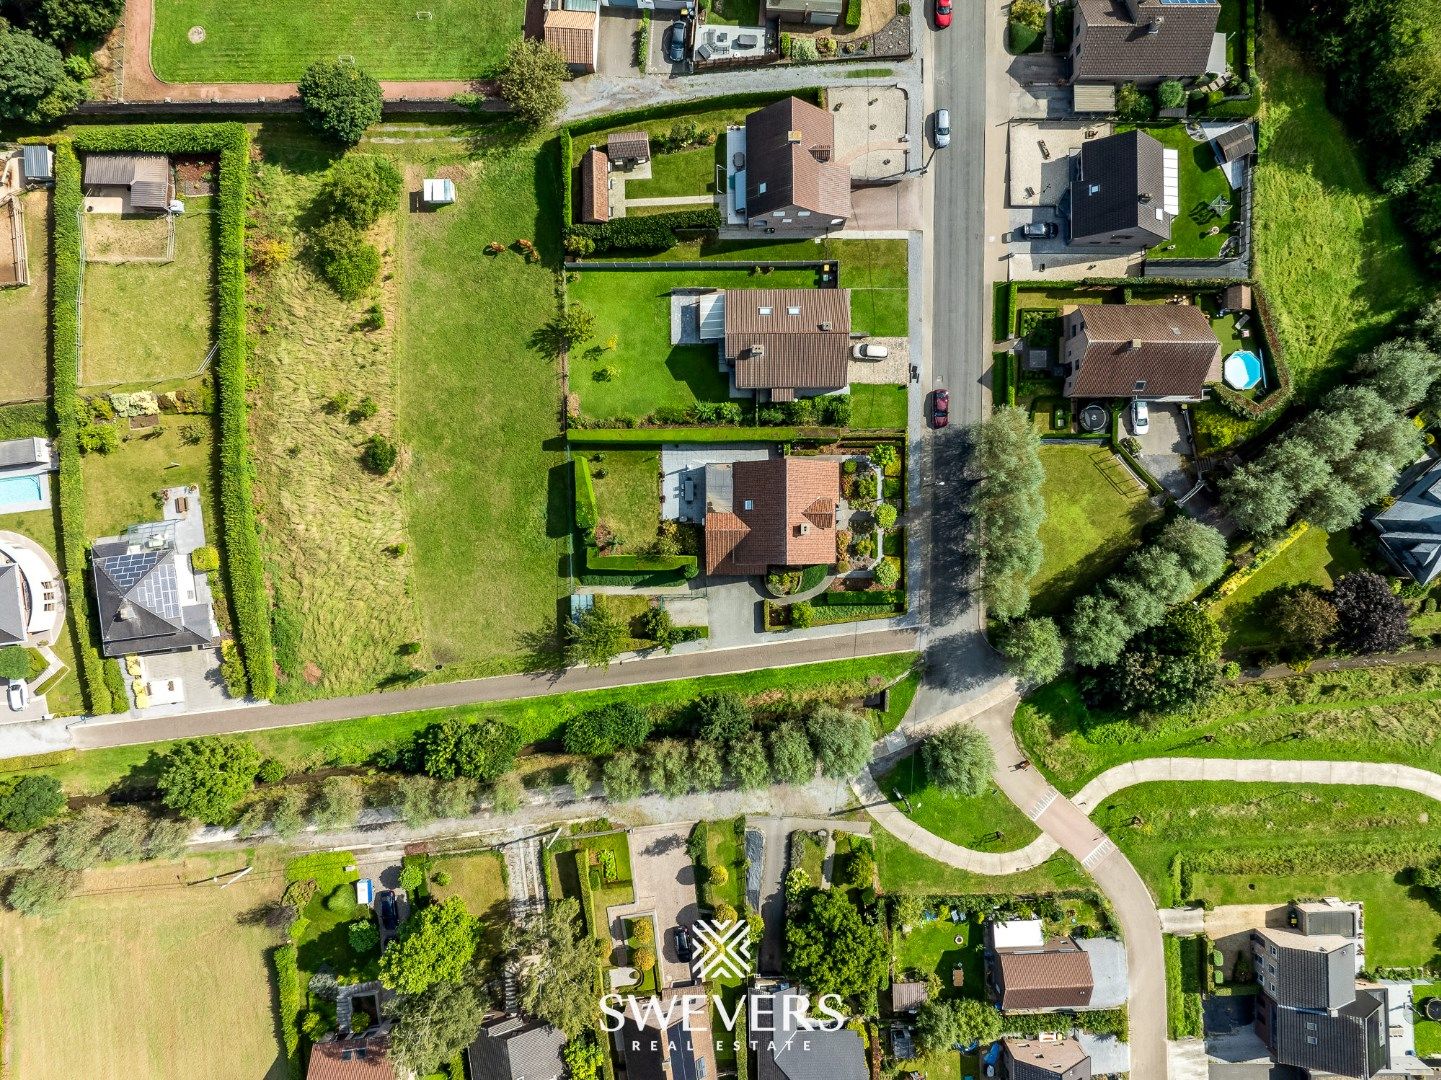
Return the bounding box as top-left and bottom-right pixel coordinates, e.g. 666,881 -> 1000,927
1415,985 -> 1441,1057
706,0 -> 761,25
80,421 -> 219,543
568,267 -> 812,421
589,450 -> 660,552
397,133 -> 568,678
287,852 -> 373,982
1029,445 -> 1160,614
428,850 -> 510,964
878,759 -> 1041,853
623,145 -> 721,199
702,818 -> 746,912
892,910 -> 984,1000
791,830 -> 826,885
80,201 -> 215,388
0,191 -> 50,403
151,0 -> 521,81
874,827 -> 1088,895
850,385 -> 908,430
1132,124 -> 1241,261
1209,526 -> 1368,652
1252,26 -> 1425,400
38,652 -> 918,796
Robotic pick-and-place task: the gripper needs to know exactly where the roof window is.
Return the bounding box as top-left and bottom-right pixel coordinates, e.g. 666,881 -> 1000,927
758,306 -> 773,316
787,306 -> 801,315
1134,380 -> 1146,391
743,499 -> 754,510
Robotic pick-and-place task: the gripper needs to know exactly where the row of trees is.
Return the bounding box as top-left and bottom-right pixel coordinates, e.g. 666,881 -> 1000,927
976,407 -> 1046,621
1272,570 -> 1410,657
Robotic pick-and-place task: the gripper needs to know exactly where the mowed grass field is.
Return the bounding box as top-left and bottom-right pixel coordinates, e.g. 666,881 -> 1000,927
0,191 -> 50,403
1252,26 -> 1424,399
80,202 -> 215,387
0,856 -> 288,1080
151,0 -> 524,82
397,136 -> 569,676
589,449 -> 660,552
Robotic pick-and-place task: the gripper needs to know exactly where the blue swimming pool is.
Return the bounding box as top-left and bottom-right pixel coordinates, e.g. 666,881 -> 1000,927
0,475 -> 43,509
1223,349 -> 1264,391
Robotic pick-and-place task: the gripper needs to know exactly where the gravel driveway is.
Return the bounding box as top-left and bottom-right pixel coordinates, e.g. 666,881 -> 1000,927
627,824 -> 701,989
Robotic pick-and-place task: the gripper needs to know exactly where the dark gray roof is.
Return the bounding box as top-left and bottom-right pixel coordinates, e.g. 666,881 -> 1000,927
1072,0 -> 1220,82
1294,904 -> 1359,940
1372,457 -> 1441,584
0,566 -> 25,646
1269,988 -> 1386,1079
767,0 -> 845,15
1069,129 -> 1173,246
82,153 -> 170,211
755,989 -> 867,1080
21,145 -> 52,181
0,437 -> 48,468
91,527 -> 214,656
466,1016 -> 565,1080
621,1015 -> 708,1080
1253,928 -> 1355,1012
1212,124 -> 1255,163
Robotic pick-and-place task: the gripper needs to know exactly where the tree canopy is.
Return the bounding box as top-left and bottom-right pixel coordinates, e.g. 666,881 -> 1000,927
0,775 -> 66,832
785,888 -> 887,999
391,979 -> 489,1076
564,701 -> 652,755
497,39 -> 569,129
921,723 -> 994,796
505,898 -> 596,1037
693,692 -> 753,744
915,998 -> 1002,1054
412,715 -> 522,782
1330,571 -> 1409,654
315,154 -> 404,229
975,407 -> 1046,620
1000,616 -> 1064,685
806,706 -> 872,779
0,26 -> 81,124
379,897 -> 480,995
156,737 -> 262,824
566,604 -> 626,669
298,60 -> 384,145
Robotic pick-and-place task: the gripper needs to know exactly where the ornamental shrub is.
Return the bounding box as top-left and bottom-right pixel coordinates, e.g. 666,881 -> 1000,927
310,218 -> 380,300
190,545 -> 220,573
362,434 -> 399,474
315,153 -> 404,229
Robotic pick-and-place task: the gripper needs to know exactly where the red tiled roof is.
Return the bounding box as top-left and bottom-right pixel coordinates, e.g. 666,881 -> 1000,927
580,147 -> 609,224
306,1038 -> 396,1080
705,458 -> 839,576
544,8 -> 597,68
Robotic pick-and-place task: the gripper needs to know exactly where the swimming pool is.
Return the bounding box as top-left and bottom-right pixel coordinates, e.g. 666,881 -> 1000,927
1223,349 -> 1264,391
0,475 -> 44,509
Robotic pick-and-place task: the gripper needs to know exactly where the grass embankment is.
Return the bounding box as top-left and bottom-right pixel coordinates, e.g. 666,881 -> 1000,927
0,854 -> 288,1080
38,652 -> 918,796
874,828 -> 1087,895
878,759 -> 1041,853
150,0 -> 522,81
0,191 -> 50,402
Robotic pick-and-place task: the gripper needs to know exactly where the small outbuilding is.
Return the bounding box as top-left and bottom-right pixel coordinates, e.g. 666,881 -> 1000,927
579,147 -> 611,224
83,152 -> 171,214
422,178 -> 456,206
1211,124 -> 1256,165
21,145 -> 53,186
607,131 -> 652,167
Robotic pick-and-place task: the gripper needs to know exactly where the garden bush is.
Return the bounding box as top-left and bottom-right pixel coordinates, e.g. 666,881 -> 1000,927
298,60 -> 382,145
566,208 -> 722,253
314,154 -> 404,230
311,218 -> 380,300
190,545 -> 220,573
362,434 -> 399,475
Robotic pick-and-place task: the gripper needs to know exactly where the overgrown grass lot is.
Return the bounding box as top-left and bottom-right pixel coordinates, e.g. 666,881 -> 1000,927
1101,781 -> 1441,967
0,191 -> 51,403
1135,123 -> 1242,261
80,201 -> 215,387
879,758 -> 1041,853
1030,446 -> 1159,614
1015,664 -> 1441,795
1208,526 -> 1367,653
150,0 -> 523,82
1252,27 -> 1425,399
0,855 -> 288,1080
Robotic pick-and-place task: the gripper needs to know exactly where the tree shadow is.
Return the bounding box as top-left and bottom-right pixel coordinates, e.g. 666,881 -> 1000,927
518,613 -> 566,680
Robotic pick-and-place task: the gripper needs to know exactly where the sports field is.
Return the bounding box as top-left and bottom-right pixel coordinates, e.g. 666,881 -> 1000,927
151,0 -> 525,82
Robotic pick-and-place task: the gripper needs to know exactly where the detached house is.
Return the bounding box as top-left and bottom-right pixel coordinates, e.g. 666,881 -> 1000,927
621,987 -> 721,1080
722,287 -> 851,401
1067,129 -> 1176,249
1371,457 -> 1441,586
704,457 -> 839,577
1069,0 -> 1221,87
743,97 -> 851,233
1061,303 -> 1221,401
1002,1037 -> 1092,1080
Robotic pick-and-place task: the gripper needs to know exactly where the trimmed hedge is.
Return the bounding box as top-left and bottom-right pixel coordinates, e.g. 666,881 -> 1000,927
272,943 -> 303,1080
50,143 -> 116,715
0,748 -> 76,774
584,547 -> 697,573
574,457 -> 598,534
816,590 -> 903,606
568,208 -> 723,254
844,0 -> 861,28
564,89 -> 823,139
558,130 -> 573,230
570,427 -> 823,445
1002,1008 -> 1127,1038
71,124 -> 276,699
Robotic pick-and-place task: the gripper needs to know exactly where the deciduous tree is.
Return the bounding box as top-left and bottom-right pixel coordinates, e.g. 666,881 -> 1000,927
315,153 -> 405,229
785,888 -> 887,1000
412,715 -> 522,783
915,998 -> 1001,1054
0,775 -> 65,832
806,706 -> 871,779
1331,571 -> 1409,654
298,60 -> 383,144
497,39 -> 569,129
379,898 -> 480,995
921,723 -> 994,796
0,26 -> 80,124
391,979 -> 489,1076
769,723 -> 815,785
1000,616 -> 1064,684
156,737 -> 262,824
566,604 -> 626,670
505,898 -> 594,1037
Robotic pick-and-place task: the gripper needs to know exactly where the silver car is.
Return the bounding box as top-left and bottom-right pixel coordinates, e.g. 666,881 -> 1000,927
1131,398 -> 1150,436
852,343 -> 889,360
933,109 -> 951,148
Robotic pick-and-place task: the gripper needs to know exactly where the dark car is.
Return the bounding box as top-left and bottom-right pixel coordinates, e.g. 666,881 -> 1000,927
930,388 -> 950,429
1020,221 -> 1057,240
934,0 -> 952,27
675,926 -> 694,962
666,20 -> 687,62
378,890 -> 399,933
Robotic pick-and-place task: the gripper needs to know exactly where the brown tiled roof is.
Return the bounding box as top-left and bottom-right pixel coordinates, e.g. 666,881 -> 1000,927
724,288 -> 851,393
995,940 -> 1094,1011
1072,0 -> 1219,82
1065,303 -> 1220,398
607,131 -> 651,162
705,457 -> 839,576
1003,1037 -> 1092,1080
544,8 -> 597,67
580,148 -> 609,224
1212,124 -> 1255,163
306,1037 -> 396,1080
744,97 -> 852,224
1223,283 -> 1251,311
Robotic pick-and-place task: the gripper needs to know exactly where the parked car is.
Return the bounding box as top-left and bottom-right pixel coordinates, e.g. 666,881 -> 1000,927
934,0 -> 952,27
675,926 -> 694,962
378,890 -> 399,932
933,109 -> 951,149
853,342 -> 889,360
666,20 -> 687,62
930,388 -> 950,428
5,680 -> 25,713
1131,398 -> 1150,435
1019,221 -> 1057,240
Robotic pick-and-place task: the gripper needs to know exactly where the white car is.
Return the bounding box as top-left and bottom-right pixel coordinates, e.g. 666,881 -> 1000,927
933,109 -> 951,148
852,343 -> 889,360
1131,398 -> 1150,436
7,679 -> 27,713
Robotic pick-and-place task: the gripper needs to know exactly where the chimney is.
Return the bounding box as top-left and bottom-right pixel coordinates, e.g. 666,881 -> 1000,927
819,321 -> 833,331
1129,339 -> 1143,350
1139,192 -> 1151,203
798,523 -> 810,535
1148,15 -> 1163,33
787,129 -> 803,144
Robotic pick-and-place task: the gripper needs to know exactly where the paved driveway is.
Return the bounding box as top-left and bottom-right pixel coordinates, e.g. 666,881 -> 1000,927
598,12 -> 644,77
627,824 -> 701,989
706,577 -> 763,645
1137,401 -> 1194,499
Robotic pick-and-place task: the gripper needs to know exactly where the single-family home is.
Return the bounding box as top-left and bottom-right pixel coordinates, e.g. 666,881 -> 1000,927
1371,457 -> 1441,585
722,287 -> 852,400
753,985 -> 868,1080
1060,303 -> 1221,401
1002,1037 -> 1092,1080
620,987 -> 721,1080
743,97 -> 851,233
82,152 -> 171,213
990,936 -> 1095,1012
704,457 -> 839,577
466,1015 -> 566,1080
607,131 -> 652,168
89,486 -> 220,657
1068,0 -> 1221,87
305,1035 -> 395,1080
1067,129 -> 1176,249
579,147 -> 612,224
544,8 -> 599,73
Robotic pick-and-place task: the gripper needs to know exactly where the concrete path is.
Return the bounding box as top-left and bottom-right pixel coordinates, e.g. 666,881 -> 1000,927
1158,907 -> 1206,936
624,196 -> 715,207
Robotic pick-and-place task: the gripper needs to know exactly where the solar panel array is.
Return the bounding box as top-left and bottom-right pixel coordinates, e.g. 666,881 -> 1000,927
101,549 -> 181,623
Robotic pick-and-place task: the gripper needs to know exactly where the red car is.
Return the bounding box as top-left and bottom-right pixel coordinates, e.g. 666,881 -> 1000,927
930,388 -> 950,428
934,0 -> 952,27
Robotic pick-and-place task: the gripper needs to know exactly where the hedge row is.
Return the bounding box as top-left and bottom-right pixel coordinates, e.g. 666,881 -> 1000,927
574,457 -> 598,533
0,748 -> 76,774
49,143 -> 116,715
816,589 -> 903,606
271,944 -> 303,1080
1163,935 -> 1204,1038
557,130 -> 573,234
569,427 -> 823,445
844,0 -> 862,28
564,88 -> 823,139
1001,1007 -> 1127,1039
569,208 -> 723,253
1115,442 -> 1165,496
584,547 -> 697,573
72,124 -> 276,699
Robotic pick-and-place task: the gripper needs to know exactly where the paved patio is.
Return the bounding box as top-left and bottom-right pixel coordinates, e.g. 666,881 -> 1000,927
659,444 -> 774,523
1008,121 -> 1112,207
830,85 -> 912,182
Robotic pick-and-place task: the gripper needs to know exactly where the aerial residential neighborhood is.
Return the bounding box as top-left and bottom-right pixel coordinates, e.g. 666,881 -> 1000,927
0,0 -> 1437,1078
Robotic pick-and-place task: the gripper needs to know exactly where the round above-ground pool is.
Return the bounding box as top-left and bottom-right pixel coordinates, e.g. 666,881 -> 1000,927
1224,349 -> 1264,391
